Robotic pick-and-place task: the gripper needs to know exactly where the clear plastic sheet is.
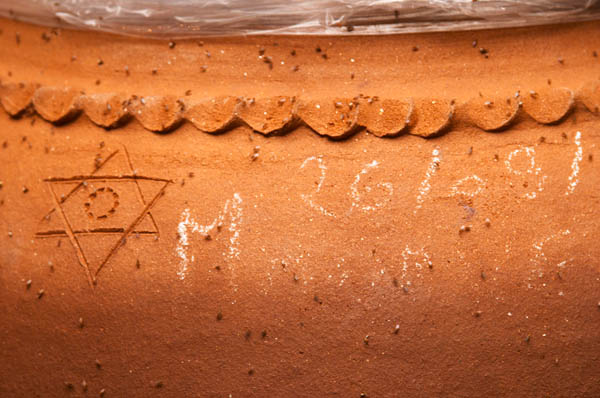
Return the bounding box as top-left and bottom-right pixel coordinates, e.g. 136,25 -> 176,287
1,0 -> 599,37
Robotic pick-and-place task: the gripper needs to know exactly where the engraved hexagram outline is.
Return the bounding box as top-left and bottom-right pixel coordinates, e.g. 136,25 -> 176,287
35,146 -> 171,287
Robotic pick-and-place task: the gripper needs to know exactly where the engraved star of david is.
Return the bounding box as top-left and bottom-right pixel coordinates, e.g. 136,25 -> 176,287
36,146 -> 171,287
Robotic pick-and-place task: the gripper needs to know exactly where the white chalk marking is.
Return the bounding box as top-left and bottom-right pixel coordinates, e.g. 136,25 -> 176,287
414,148 -> 441,213
565,131 -> 582,195
176,193 -> 243,280
451,175 -> 486,198
505,146 -> 547,199
531,229 -> 572,273
400,245 -> 432,283
175,209 -> 192,280
350,160 -> 393,212
300,156 -> 336,217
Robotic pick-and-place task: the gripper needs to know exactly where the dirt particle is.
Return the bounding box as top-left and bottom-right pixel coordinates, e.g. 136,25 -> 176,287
65,382 -> 74,390
539,136 -> 546,144
467,146 -> 473,155
168,41 -> 176,49
136,259 -> 140,269
97,59 -> 104,66
262,56 -> 273,69
248,369 -> 255,376
350,72 -> 355,79
78,317 -> 84,329
41,32 -> 51,42
557,57 -> 564,64
99,388 -> 106,397
251,146 -> 260,161
82,380 -> 88,392
363,335 -> 370,346
402,286 -> 409,294
484,218 -> 491,227
153,381 -> 163,388
26,279 -> 32,289
393,324 -> 400,334
474,311 -> 482,318
459,225 -> 471,234
244,330 -> 252,340
95,359 -> 102,369
315,46 -> 322,53
290,49 -> 296,56
151,69 -> 157,75
261,330 -> 267,339
481,271 -> 486,280
392,277 -> 399,287
8,231 -> 13,238
22,186 -> 29,194
37,289 -> 45,299
258,47 -> 265,56
479,47 -> 488,55
472,40 -> 478,48
346,25 -> 354,32
216,312 -> 223,321
561,132 -> 568,139
525,335 -> 531,343
412,46 -> 419,52
588,154 -> 593,162
15,32 -> 21,45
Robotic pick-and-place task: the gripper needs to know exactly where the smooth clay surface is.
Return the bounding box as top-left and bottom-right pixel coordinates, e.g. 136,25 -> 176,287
0,18 -> 600,397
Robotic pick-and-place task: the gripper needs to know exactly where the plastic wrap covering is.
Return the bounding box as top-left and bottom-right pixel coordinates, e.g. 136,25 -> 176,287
0,0 -> 599,37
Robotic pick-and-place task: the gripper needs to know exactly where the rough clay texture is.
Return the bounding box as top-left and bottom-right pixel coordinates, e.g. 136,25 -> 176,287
0,18 -> 600,398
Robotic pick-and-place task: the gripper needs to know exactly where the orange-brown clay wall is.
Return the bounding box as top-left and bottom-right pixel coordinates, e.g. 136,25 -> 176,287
1,18 -> 599,397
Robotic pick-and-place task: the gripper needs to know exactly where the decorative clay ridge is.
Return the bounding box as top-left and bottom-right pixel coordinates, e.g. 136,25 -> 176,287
1,80 -> 599,138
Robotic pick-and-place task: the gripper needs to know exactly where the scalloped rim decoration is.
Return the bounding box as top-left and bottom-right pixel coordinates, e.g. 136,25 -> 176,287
1,81 -> 598,139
